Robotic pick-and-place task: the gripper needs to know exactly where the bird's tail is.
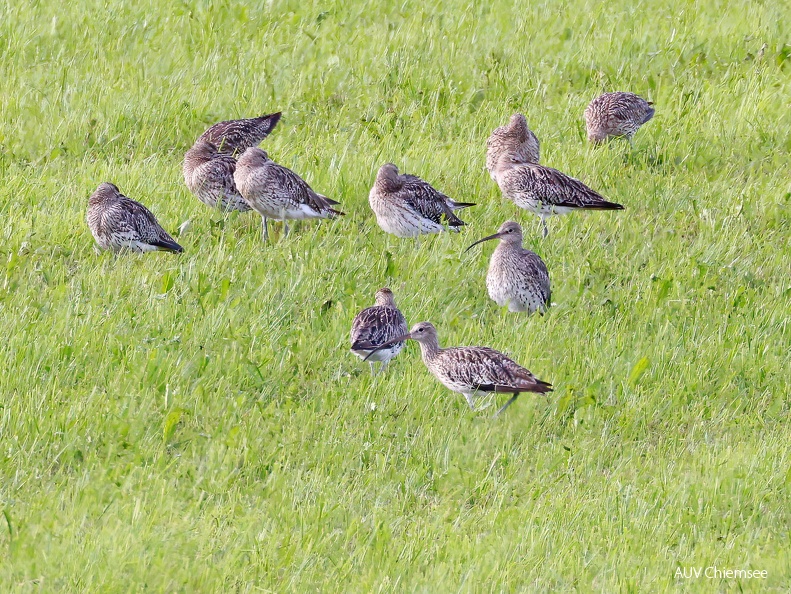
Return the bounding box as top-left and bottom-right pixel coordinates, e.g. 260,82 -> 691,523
448,199 -> 476,211
530,379 -> 553,394
445,211 -> 467,229
153,237 -> 184,253
579,200 -> 624,211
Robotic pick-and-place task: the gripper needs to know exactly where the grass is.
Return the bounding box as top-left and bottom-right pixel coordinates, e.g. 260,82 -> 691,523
1,0 -> 790,590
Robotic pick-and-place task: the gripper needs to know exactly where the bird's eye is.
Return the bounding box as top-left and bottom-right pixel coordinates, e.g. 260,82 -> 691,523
418,328 -> 424,332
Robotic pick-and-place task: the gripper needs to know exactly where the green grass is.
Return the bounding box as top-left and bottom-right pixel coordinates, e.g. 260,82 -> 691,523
1,0 -> 791,590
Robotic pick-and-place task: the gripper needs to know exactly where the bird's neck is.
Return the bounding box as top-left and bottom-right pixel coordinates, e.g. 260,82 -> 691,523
417,339 -> 441,362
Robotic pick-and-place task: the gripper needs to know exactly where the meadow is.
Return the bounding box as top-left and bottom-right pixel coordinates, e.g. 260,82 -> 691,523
1,0 -> 790,590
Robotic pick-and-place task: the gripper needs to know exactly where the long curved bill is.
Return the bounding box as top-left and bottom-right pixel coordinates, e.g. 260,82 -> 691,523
362,333 -> 412,361
464,232 -> 502,253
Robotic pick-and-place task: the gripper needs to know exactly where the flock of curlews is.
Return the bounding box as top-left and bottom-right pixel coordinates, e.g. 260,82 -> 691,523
86,91 -> 655,416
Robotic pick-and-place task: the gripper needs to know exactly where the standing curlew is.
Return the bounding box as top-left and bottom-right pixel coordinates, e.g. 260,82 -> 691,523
87,182 -> 183,253
486,113 -> 540,182
183,112 -> 281,212
233,147 -> 344,241
366,322 -> 552,417
465,221 -> 550,314
491,154 -> 624,238
350,287 -> 409,375
584,92 -> 654,145
369,163 -> 475,238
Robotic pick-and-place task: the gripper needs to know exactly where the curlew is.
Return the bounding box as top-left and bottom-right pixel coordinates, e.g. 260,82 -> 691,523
491,154 -> 623,238
350,288 -> 409,375
87,182 -> 183,254
233,147 -> 344,241
465,221 -> 550,314
366,321 -> 552,417
369,163 -> 475,238
585,92 -> 654,145
486,113 -> 540,183
183,112 -> 281,212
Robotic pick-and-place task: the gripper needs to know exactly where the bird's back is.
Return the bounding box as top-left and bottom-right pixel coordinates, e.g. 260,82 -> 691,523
198,112 -> 282,155
351,305 -> 408,351
430,346 -> 550,393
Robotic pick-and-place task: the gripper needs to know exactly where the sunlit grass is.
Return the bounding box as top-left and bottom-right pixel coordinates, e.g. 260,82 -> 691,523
1,0 -> 790,590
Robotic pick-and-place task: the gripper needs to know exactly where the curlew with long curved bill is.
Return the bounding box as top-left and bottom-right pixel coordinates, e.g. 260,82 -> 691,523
465,221 -> 550,314
365,321 -> 552,417
350,288 -> 409,375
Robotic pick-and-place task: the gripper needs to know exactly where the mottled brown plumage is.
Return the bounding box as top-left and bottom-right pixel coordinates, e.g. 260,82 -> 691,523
492,157 -> 623,237
184,112 -> 281,212
198,112 -> 281,155
183,140 -> 251,211
369,163 -> 475,238
234,148 -> 343,241
366,321 -> 552,416
465,221 -> 550,314
350,288 -> 409,375
86,182 -> 183,254
486,113 -> 540,182
585,92 -> 654,144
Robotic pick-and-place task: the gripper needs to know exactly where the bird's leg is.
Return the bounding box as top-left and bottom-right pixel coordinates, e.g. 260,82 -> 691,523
464,392 -> 476,411
368,361 -> 377,376
541,217 -> 548,238
261,216 -> 269,242
283,221 -> 291,237
493,394 -> 520,418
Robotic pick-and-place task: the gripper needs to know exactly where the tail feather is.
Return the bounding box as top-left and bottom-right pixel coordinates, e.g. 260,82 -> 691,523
152,238 -> 184,253
572,200 -> 624,211
582,200 -> 623,210
351,340 -> 388,351
448,200 -> 476,211
530,379 -> 553,394
259,111 -> 282,129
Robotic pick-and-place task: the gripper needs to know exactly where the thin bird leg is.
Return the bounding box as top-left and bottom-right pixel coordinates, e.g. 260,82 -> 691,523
283,221 -> 291,237
368,361 -> 376,376
493,394 -> 520,418
464,392 -> 476,411
541,217 -> 549,238
261,216 -> 269,242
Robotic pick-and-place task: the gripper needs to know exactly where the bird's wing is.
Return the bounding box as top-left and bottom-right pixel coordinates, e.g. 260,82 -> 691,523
268,163 -> 338,213
400,175 -> 463,225
507,164 -> 615,209
117,195 -> 179,247
439,347 -> 552,394
351,306 -> 408,349
199,112 -> 282,154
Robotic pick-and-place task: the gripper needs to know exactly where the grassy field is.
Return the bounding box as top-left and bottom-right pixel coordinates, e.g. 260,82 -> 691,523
1,0 -> 790,590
